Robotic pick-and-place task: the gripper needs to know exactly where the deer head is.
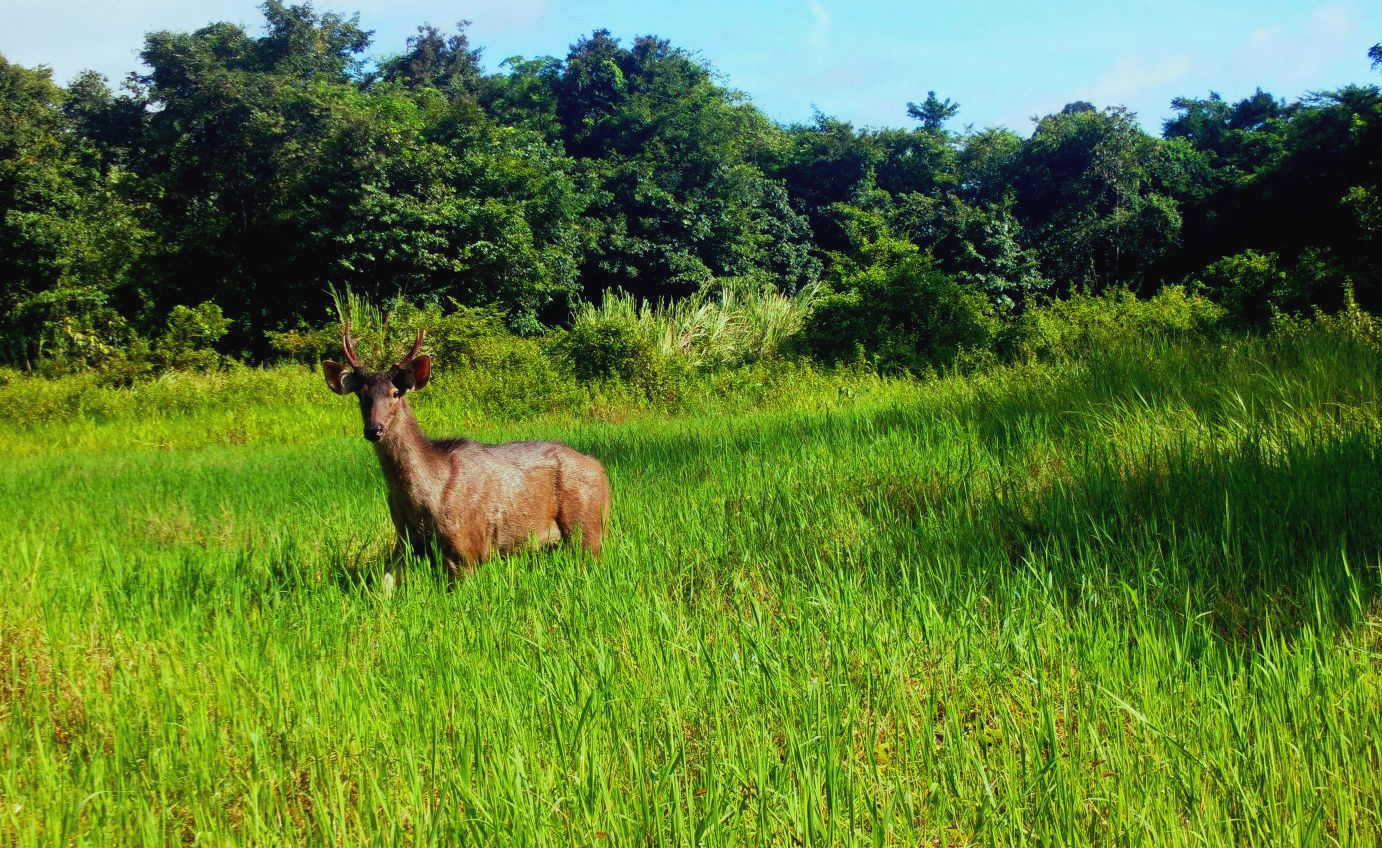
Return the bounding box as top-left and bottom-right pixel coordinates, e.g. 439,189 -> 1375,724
322,322 -> 432,442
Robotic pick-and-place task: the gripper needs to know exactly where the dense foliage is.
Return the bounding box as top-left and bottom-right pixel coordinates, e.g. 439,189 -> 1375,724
2,4 -> 1380,373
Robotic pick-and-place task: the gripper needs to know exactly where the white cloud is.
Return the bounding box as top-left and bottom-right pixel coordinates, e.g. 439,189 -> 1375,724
1082,54 -> 1195,107
807,0 -> 830,51
0,0 -> 555,85
349,0 -> 552,37
1309,1 -> 1353,38
0,0 -> 257,84
1212,0 -> 1362,97
1249,25 -> 1283,47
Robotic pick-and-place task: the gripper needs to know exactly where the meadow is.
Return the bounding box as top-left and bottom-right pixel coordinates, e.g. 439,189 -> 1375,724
1,322 -> 1380,846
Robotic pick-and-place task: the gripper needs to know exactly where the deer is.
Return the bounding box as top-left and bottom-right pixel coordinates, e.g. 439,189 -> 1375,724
322,323 -> 611,579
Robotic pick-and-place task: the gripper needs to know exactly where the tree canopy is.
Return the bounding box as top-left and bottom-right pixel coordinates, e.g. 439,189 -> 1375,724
2,3 -> 1380,367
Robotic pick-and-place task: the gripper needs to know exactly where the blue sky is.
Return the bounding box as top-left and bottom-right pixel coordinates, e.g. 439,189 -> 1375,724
2,0 -> 1379,133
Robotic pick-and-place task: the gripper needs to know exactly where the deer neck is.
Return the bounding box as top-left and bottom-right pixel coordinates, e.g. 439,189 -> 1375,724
372,400 -> 439,502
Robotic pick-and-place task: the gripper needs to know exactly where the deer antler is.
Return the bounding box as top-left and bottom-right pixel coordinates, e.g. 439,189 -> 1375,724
341,320 -> 365,369
396,329 -> 425,368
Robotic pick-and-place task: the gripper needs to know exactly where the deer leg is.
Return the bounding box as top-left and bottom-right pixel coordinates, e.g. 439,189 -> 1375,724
581,521 -> 603,555
441,548 -> 479,586
559,506 -> 603,556
440,531 -> 484,585
442,556 -> 467,582
385,492 -> 414,586
555,461 -> 609,557
376,537 -> 401,590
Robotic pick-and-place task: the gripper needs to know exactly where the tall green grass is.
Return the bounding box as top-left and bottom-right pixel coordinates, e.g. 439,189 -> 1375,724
573,280 -> 820,367
1,321 -> 1379,845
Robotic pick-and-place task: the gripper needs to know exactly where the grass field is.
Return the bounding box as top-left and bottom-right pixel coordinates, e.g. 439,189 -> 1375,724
2,327 -> 1380,846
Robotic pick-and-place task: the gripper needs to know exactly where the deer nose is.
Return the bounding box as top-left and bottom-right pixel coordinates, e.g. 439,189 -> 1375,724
363,424 -> 385,441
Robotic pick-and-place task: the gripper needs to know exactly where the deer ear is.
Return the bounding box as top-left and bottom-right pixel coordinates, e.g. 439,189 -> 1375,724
322,360 -> 354,395
407,355 -> 431,390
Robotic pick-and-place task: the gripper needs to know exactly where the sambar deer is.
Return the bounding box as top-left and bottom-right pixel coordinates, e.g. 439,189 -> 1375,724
322,323 -> 610,578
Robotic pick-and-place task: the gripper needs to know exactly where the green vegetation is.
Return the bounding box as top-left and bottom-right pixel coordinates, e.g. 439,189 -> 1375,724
792,236 -> 998,374
4,7 -> 1382,845
3,6 -> 1381,372
2,313 -> 1380,845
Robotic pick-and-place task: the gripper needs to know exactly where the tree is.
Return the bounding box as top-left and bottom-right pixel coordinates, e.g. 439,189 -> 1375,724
1163,93 -> 1232,158
906,91 -> 959,132
255,0 -> 371,80
555,29 -> 627,158
929,197 -> 1046,309
0,56 -> 149,369
302,90 -> 588,316
1012,106 -> 1181,292
774,113 -> 883,253
126,3 -> 413,353
479,56 -> 563,140
551,31 -> 819,300
956,127 -> 1022,204
60,71 -> 144,173
873,125 -> 957,198
374,21 -> 483,97
794,234 -> 996,373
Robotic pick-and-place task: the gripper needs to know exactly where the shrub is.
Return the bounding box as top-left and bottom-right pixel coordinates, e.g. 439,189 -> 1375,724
265,296 -> 589,418
552,317 -> 658,383
8,285 -> 150,379
264,323 -> 343,365
1002,286 -> 1224,362
269,298 -> 535,369
573,278 -> 818,369
548,305 -> 697,408
791,247 -> 997,375
1271,285 -> 1382,350
426,305 -> 533,369
1199,250 -> 1291,330
153,302 -> 230,371
1197,249 -> 1354,330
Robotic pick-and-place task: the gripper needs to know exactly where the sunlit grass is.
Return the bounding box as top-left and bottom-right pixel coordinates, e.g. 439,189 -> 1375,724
2,326 -> 1380,845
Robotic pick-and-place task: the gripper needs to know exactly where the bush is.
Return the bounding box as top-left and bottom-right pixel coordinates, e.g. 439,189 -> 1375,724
1199,250 -> 1291,330
1002,286 -> 1224,362
7,285 -> 150,379
791,246 -> 997,375
426,305 -> 533,369
1198,249 -> 1352,330
263,294 -> 592,419
552,317 -> 659,383
268,299 -> 535,369
153,302 -> 230,371
264,323 -> 344,365
572,279 -> 818,370
1271,285 -> 1382,350
548,307 -> 694,408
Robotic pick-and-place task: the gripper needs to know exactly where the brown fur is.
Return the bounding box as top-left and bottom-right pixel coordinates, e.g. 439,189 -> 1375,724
323,328 -> 610,578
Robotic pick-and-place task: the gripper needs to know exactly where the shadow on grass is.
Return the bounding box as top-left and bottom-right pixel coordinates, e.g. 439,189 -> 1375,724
576,340 -> 1382,644
249,337 -> 1379,643
573,341 -> 1224,477
264,538 -> 574,596
575,401 -> 942,478
251,534 -> 405,597
975,425 -> 1382,640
